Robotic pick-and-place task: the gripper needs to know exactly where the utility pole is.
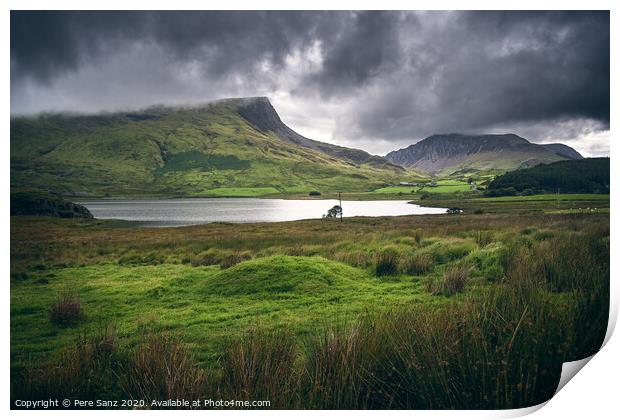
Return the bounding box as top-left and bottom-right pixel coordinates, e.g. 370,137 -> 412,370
338,191 -> 343,222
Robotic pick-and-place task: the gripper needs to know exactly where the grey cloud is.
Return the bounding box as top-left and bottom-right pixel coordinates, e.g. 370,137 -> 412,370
330,11 -> 609,150
312,11 -> 406,90
10,11 -> 609,156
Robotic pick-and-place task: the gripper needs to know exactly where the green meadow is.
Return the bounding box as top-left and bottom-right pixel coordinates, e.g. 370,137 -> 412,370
10,198 -> 609,408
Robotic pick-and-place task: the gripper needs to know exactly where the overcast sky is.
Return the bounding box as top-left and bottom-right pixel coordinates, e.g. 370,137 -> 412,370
11,11 -> 610,156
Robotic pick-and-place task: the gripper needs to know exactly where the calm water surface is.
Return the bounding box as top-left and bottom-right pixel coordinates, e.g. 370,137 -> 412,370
78,198 -> 446,227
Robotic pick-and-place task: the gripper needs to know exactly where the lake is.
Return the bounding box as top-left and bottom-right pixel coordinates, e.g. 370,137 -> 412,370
78,198 -> 447,227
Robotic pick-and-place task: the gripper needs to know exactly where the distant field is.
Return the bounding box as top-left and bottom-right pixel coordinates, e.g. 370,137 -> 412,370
412,193 -> 610,215
475,194 -> 609,202
545,208 -> 610,215
202,187 -> 281,197
371,186 -> 419,194
372,180 -> 472,195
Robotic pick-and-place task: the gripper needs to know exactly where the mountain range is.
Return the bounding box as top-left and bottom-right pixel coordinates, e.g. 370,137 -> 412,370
10,97 -> 423,197
11,97 -> 584,197
385,134 -> 583,176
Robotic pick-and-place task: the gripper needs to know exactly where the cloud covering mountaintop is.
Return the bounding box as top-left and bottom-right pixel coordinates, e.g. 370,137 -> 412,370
10,11 -> 609,156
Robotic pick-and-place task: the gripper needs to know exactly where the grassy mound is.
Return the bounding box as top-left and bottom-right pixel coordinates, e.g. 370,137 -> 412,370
205,256 -> 365,296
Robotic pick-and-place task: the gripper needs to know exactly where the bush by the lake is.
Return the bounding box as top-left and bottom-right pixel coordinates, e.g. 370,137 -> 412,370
49,292 -> 83,326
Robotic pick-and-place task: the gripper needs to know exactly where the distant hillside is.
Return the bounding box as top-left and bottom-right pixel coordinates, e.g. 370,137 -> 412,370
385,134 -> 579,176
540,143 -> 584,160
11,97 -> 425,197
486,158 -> 609,196
236,97 -> 399,169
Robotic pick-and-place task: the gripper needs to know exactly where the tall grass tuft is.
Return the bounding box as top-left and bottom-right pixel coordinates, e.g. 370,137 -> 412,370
427,266 -> 469,296
49,292 -> 83,326
124,334 -> 207,402
374,248 -> 399,276
401,253 -> 433,275
301,323 -> 380,409
219,252 -> 252,269
12,325 -> 121,405
219,328 -> 297,406
473,230 -> 493,247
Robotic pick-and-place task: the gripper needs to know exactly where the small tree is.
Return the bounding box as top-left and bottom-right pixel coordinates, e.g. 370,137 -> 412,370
324,205 -> 342,219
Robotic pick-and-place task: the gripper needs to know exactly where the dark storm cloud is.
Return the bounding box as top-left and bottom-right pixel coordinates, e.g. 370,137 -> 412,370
313,11 -> 406,90
10,10 -> 609,155
10,11 -> 337,83
336,11 -> 609,141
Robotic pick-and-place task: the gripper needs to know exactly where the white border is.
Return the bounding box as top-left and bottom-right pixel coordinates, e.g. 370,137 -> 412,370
3,2 -> 617,419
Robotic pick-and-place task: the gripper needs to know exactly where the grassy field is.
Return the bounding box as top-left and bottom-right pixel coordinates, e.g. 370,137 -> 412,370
415,193 -> 610,214
10,200 -> 609,408
474,194 -> 610,202
371,180 -> 472,195
201,187 -> 281,197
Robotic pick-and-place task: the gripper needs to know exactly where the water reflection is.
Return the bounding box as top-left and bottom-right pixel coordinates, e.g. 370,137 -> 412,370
78,198 -> 446,227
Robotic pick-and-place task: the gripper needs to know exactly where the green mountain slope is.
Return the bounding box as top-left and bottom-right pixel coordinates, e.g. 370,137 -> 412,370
11,98 -> 426,197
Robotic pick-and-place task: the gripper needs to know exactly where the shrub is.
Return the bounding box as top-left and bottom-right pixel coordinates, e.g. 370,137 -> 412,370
12,271 -> 28,281
465,248 -> 504,282
428,266 -> 469,296
374,248 -> 399,276
533,230 -> 554,241
49,292 -> 83,326
118,252 -> 164,266
473,209 -> 484,214
473,230 -> 493,247
427,240 -> 475,264
190,249 -> 221,267
401,253 -> 433,275
220,252 -> 252,269
332,250 -> 372,268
